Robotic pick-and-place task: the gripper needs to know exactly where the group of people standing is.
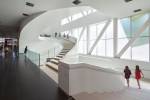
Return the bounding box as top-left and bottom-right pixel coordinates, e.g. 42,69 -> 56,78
124,65 -> 144,89
54,32 -> 69,39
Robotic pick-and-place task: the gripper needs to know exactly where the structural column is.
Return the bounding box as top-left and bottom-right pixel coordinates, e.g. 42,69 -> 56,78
113,18 -> 118,58
87,26 -> 90,54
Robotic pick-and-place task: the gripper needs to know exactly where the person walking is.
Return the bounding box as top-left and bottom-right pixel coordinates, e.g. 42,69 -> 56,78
55,32 -> 57,37
24,46 -> 27,61
124,66 -> 132,88
135,65 -> 144,89
13,45 -> 18,58
24,46 -> 27,54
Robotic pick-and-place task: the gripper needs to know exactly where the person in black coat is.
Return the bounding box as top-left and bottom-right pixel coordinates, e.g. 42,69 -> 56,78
124,66 -> 132,87
24,46 -> 27,54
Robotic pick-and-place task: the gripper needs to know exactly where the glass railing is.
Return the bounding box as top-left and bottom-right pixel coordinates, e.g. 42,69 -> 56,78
39,49 -> 57,65
26,50 -> 40,66
26,48 -> 60,67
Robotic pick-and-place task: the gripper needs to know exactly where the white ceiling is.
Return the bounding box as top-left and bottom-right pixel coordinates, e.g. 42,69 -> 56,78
0,0 -> 71,26
0,0 -> 149,37
82,0 -> 150,18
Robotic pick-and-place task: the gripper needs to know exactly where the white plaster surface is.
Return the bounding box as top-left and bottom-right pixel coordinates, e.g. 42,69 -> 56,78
58,62 -> 124,96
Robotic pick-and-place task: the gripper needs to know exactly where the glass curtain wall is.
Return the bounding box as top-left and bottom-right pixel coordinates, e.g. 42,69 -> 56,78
91,21 -> 113,57
61,12 -> 150,62
118,13 -> 150,62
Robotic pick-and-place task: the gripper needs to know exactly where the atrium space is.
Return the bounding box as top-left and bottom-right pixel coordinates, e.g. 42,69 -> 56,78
0,0 -> 150,100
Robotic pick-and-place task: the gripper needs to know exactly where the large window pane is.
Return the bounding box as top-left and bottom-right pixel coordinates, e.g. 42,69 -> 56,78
106,39 -> 113,57
89,24 -> 97,49
105,21 -> 113,39
121,47 -> 131,60
72,28 -> 78,38
132,37 -> 149,62
97,40 -> 106,56
97,22 -> 105,34
91,46 -> 97,55
89,40 -> 95,51
78,40 -> 87,54
131,13 -> 149,36
78,27 -> 87,54
140,27 -> 149,37
89,24 -> 97,40
117,38 -> 130,53
72,27 -> 83,39
118,17 -> 131,38
80,28 -> 87,41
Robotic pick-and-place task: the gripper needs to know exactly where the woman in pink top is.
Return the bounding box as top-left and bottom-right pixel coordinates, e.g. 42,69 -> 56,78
135,65 -> 144,89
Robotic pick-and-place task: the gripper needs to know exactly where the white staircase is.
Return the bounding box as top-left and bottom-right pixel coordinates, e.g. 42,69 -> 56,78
46,49 -> 71,72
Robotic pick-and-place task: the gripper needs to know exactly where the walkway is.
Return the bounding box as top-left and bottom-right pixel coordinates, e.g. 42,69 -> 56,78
0,54 -> 68,100
74,78 -> 150,100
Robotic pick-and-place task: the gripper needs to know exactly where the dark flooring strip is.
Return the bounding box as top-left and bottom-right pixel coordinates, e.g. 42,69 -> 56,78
0,54 -> 68,100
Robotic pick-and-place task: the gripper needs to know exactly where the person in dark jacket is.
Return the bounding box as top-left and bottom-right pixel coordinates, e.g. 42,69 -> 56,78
14,45 -> 18,57
124,66 -> 131,87
24,46 -> 27,54
24,46 -> 28,61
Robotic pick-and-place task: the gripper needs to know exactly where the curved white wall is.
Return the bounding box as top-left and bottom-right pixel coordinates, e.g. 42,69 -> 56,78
19,6 -> 107,64
59,62 -> 124,96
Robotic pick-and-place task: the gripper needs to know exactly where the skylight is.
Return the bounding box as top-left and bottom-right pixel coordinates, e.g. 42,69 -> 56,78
60,8 -> 97,26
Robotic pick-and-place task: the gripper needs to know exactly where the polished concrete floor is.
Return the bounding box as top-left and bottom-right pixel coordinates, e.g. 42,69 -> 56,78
0,54 -> 68,100
74,77 -> 150,100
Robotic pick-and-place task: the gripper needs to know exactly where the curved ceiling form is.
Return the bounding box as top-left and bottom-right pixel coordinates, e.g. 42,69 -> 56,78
0,0 -> 149,27
19,6 -> 108,53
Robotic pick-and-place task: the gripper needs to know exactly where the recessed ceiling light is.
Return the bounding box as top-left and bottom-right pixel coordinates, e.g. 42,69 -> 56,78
26,2 -> 34,7
124,0 -> 133,3
72,0 -> 81,5
22,13 -> 29,16
134,9 -> 142,13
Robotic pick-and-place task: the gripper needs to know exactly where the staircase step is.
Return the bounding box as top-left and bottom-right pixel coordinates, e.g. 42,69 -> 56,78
51,59 -> 59,63
51,59 -> 59,65
53,57 -> 62,60
60,51 -> 69,54
61,49 -> 70,52
59,54 -> 66,56
63,49 -> 70,50
59,53 -> 66,55
57,55 -> 63,58
46,62 -> 58,72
